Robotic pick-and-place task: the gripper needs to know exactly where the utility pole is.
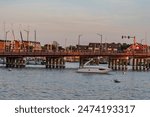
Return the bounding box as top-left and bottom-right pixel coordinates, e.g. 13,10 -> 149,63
78,34 -> 82,51
24,29 -> 30,52
97,33 -> 103,52
34,30 -> 36,51
65,38 -> 67,52
3,22 -> 6,39
24,30 -> 29,42
78,34 -> 82,46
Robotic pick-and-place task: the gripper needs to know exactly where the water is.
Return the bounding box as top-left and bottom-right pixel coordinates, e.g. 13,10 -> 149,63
0,63 -> 150,100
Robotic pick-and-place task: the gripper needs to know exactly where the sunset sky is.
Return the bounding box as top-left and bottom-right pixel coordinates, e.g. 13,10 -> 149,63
0,0 -> 150,46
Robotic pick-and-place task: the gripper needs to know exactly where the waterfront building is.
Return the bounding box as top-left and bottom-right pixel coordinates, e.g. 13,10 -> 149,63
0,40 -> 11,52
88,43 -> 101,52
22,40 -> 41,52
76,45 -> 89,51
125,43 -> 149,53
43,44 -> 53,52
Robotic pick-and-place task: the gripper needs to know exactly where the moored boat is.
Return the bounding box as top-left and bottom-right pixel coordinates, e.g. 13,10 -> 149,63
77,59 -> 111,74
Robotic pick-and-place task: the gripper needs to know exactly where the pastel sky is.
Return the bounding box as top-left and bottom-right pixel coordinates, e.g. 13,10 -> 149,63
0,0 -> 150,46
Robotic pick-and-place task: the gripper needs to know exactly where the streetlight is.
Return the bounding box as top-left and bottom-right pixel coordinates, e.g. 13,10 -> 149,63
24,29 -> 30,52
65,38 -> 67,52
78,34 -> 82,51
34,30 -> 36,51
78,34 -> 82,46
97,33 -> 102,52
24,30 -> 29,42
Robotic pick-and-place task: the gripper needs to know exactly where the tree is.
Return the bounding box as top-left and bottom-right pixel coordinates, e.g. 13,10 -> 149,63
120,43 -> 130,52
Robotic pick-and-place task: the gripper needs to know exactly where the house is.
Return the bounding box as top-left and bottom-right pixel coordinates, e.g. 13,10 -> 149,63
76,45 -> 89,51
106,43 -> 121,52
22,41 -> 41,52
88,42 -> 121,52
43,44 -> 53,52
88,43 -> 101,51
0,40 -> 11,52
125,43 -> 149,53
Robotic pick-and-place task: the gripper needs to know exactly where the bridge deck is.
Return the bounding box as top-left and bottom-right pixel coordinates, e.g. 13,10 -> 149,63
0,51 -> 150,58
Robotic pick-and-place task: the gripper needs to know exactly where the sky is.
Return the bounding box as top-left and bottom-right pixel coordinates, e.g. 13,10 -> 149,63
0,0 -> 150,46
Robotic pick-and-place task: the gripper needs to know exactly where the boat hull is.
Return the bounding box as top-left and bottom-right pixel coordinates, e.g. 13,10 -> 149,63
77,68 -> 111,74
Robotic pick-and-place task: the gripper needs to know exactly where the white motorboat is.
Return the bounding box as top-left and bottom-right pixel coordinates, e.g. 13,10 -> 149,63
77,59 -> 111,74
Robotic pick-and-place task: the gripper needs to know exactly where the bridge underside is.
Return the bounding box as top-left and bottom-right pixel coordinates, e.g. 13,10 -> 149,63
5,57 -> 66,69
2,55 -> 150,71
6,57 -> 26,68
108,57 -> 150,71
45,57 -> 65,69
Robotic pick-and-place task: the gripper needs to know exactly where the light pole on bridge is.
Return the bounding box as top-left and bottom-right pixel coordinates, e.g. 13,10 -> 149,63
97,33 -> 103,52
78,34 -> 82,51
24,29 -> 30,52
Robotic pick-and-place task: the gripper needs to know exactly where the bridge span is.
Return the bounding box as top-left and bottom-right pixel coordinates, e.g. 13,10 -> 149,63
0,50 -> 150,71
0,51 -> 150,57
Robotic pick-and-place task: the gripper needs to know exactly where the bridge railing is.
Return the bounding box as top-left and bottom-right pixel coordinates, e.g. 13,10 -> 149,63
0,49 -> 150,57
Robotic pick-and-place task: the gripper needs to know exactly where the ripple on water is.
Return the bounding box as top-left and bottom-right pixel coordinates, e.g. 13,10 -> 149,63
0,63 -> 150,100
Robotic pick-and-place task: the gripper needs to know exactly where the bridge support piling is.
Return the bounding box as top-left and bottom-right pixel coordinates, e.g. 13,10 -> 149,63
136,59 -> 139,71
132,58 -> 135,71
131,58 -> 150,71
108,58 -> 111,68
108,57 -> 128,71
5,57 -> 25,68
114,59 -> 117,70
147,59 -> 150,70
143,59 -> 146,71
125,59 -> 128,70
139,59 -> 142,71
45,57 -> 65,69
111,59 -> 114,69
118,59 -> 121,70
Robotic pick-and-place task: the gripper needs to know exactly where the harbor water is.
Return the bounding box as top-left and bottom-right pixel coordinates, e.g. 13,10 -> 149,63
0,63 -> 150,100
